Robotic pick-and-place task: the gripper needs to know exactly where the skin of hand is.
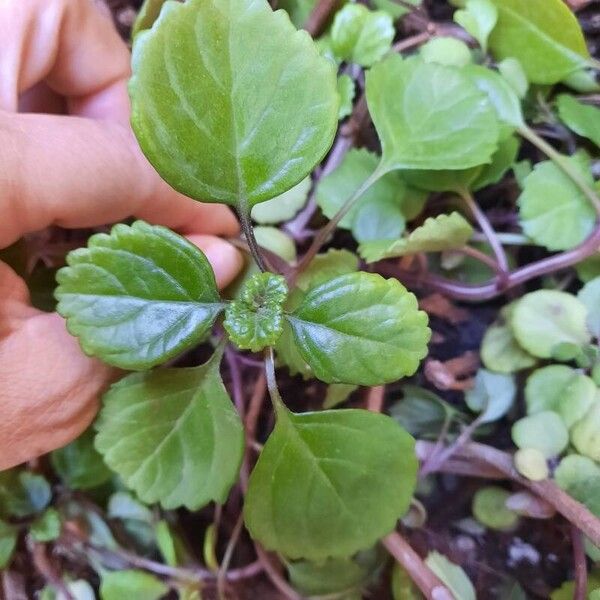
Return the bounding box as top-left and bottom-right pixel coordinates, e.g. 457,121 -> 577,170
0,0 -> 244,469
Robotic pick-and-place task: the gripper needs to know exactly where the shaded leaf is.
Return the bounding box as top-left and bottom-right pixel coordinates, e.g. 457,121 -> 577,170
251,177 -> 310,224
30,508 -> 62,543
51,429 -> 112,491
95,351 -> 244,510
578,276 -> 600,338
277,0 -> 316,27
472,486 -> 518,530
371,0 -> 419,19
100,570 -> 168,600
323,384 -> 358,409
56,222 -> 223,370
555,454 -> 600,516
331,4 -> 394,67
571,401 -> 600,462
511,290 -> 591,359
0,471 -> 51,518
480,322 -> 537,374
224,273 -> 288,351
366,56 -> 500,172
245,408 -> 418,560
130,0 -> 338,211
254,226 -> 297,264
517,156 -> 595,251
287,273 -> 430,385
337,74 -> 355,120
0,520 -> 17,569
425,552 -> 476,600
360,212 -> 473,263
108,492 -> 153,524
132,0 -> 170,37
465,369 -> 516,423
488,0 -> 590,84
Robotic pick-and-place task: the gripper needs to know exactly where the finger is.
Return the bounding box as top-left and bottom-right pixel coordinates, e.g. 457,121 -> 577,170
0,0 -> 131,122
0,111 -> 240,248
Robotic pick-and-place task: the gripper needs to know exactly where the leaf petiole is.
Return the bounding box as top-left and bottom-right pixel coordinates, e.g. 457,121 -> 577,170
238,209 -> 268,272
264,347 -> 288,418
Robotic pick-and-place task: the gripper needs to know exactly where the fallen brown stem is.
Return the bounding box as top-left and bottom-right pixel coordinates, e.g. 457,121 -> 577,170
305,0 -> 339,36
366,386 -> 385,412
571,525 -> 588,600
254,544 -> 301,600
383,532 -> 454,600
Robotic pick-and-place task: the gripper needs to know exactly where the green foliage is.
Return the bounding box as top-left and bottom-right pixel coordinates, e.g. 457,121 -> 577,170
425,552 -> 476,600
95,351 -> 244,510
30,508 -> 62,543
254,226 -> 297,263
0,471 -> 51,518
454,0 -> 497,53
366,56 -> 500,171
512,411 -> 569,458
555,454 -> 600,516
56,222 -> 223,370
0,520 -> 17,569
488,0 -> 590,84
498,58 -> 528,98
251,177 -> 310,224
578,275 -> 600,338
131,0 -> 169,37
361,212 -> 474,262
287,273 -> 430,385
465,369 -> 516,423
244,407 -> 418,560
337,74 -> 356,120
51,430 -> 112,490
518,156 -> 595,251
557,95 -> 600,148
330,4 -> 394,67
480,321 -> 537,374
99,570 -> 168,600
514,448 -> 549,482
472,486 -> 518,530
420,37 -> 472,67
224,273 -> 288,351
571,401 -> 600,462
130,0 -> 338,211
511,290 -> 591,359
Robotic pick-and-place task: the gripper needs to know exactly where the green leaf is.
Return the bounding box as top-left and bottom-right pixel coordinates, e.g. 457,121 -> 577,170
108,492 -> 153,524
498,58 -> 528,98
254,226 -> 297,264
511,411 -> 569,458
488,0 -> 590,84
316,149 -> 407,231
156,520 -> 189,567
251,177 -> 310,224
40,581 -> 96,600
0,471 -> 51,518
288,547 -> 383,597
323,383 -> 358,409
331,4 -> 394,67
224,272 -> 288,352
352,197 -> 406,243
578,276 -> 600,338
360,212 -> 473,263
51,430 -> 112,490
0,520 -> 17,568
514,448 -> 549,482
480,322 -> 537,374
511,290 -> 591,359
571,401 -> 600,462
563,68 -> 600,93
517,157 -> 595,251
130,0 -> 338,210
100,570 -> 168,600
287,272 -> 430,385
555,454 -> 600,516
56,221 -> 223,370
472,486 -> 518,530
391,564 -> 422,600
524,365 -> 596,428
371,0 -> 419,19
454,0 -> 497,53
366,56 -> 500,172
390,385 -> 460,438
296,249 -> 360,293
472,136 -> 520,190
30,508 -> 62,543
244,408 -> 418,560
420,37 -> 472,67
95,352 -> 244,510
465,369 -> 516,423
425,552 -> 476,600
277,0 -> 316,27
337,74 -> 355,120
577,252 -> 600,283
557,94 -> 600,149
132,0 -> 169,37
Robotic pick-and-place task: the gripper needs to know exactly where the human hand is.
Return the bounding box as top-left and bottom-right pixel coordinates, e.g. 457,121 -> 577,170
0,0 -> 243,469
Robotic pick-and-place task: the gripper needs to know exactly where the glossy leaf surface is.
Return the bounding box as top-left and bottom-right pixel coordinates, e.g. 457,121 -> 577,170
244,408 -> 418,560
56,222 -> 223,370
95,353 -> 244,510
287,273 -> 430,385
366,56 -> 500,172
130,0 -> 338,210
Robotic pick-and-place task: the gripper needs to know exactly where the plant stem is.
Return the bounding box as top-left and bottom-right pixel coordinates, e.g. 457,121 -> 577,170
294,168 -> 385,280
238,209 -> 267,272
382,532 -> 454,600
519,125 -> 600,215
217,514 -> 245,600
264,347 -> 287,417
254,543 -> 301,600
471,231 -> 531,246
458,189 -> 509,281
571,525 -> 588,600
